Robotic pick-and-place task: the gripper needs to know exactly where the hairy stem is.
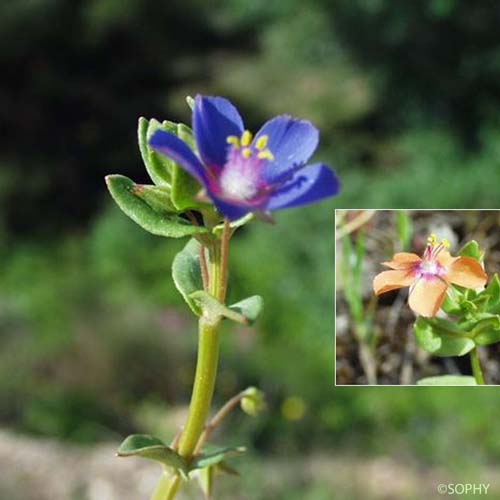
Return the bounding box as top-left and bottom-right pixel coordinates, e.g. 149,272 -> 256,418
470,347 -> 485,385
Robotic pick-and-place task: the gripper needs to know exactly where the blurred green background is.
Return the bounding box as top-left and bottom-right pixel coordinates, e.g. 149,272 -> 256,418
2,0 -> 500,498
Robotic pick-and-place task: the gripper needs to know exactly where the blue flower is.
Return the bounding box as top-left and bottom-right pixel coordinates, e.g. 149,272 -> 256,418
149,95 -> 340,221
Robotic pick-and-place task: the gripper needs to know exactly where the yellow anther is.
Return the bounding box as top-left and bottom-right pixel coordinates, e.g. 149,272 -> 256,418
427,233 -> 437,245
255,135 -> 269,150
226,135 -> 240,148
242,148 -> 252,159
442,238 -> 450,248
241,130 -> 253,147
257,150 -> 274,161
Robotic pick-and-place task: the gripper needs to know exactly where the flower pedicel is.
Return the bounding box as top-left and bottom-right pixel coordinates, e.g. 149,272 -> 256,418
373,234 -> 487,317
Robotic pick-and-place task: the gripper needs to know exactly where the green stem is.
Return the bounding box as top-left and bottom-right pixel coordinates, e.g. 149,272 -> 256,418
470,347 -> 485,385
162,231 -> 230,499
177,315 -> 221,458
151,473 -> 175,500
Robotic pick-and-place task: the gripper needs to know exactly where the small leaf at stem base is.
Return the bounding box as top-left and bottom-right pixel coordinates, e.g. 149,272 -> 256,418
117,434 -> 189,475
190,446 -> 246,471
417,375 -> 477,386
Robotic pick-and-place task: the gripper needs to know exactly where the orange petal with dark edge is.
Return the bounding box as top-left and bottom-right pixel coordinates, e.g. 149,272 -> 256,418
408,277 -> 448,317
373,269 -> 415,295
446,256 -> 487,289
382,252 -> 421,270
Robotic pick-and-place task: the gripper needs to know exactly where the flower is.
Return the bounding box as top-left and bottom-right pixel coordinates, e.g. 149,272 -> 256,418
149,95 -> 340,220
373,234 -> 487,317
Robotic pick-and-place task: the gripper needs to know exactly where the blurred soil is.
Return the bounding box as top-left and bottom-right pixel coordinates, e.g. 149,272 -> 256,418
0,428 -> 498,499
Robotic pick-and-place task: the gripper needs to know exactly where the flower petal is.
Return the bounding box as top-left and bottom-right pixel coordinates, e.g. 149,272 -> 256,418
149,130 -> 208,185
193,95 -> 244,169
446,256 -> 487,289
382,253 -> 421,270
211,196 -> 251,221
266,163 -> 339,211
373,269 -> 415,295
408,277 -> 448,317
255,116 -> 319,183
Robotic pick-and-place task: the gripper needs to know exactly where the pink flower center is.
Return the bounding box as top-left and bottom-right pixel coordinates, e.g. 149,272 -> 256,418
219,131 -> 274,202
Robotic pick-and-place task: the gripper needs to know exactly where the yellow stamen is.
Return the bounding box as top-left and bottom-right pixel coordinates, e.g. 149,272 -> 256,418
242,148 -> 252,159
427,233 -> 437,246
241,130 -> 253,147
226,135 -> 240,148
257,150 -> 274,161
442,238 -> 450,248
255,135 -> 269,150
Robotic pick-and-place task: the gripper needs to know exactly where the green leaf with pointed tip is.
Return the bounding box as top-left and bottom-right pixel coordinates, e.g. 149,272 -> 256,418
440,292 -> 462,315
190,447 -> 246,471
216,461 -> 240,476
229,296 -> 263,325
117,435 -> 188,473
106,175 -> 206,238
189,291 -> 262,325
417,375 -> 477,386
189,291 -> 247,324
133,184 -> 177,213
213,213 -> 254,236
414,317 -> 475,356
138,117 -> 176,186
170,123 -> 204,211
459,240 -> 483,261
172,239 -> 204,315
196,465 -> 214,499
471,316 -> 500,345
484,274 -> 500,312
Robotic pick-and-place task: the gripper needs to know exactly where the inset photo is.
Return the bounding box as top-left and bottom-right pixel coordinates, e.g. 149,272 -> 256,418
335,210 -> 500,386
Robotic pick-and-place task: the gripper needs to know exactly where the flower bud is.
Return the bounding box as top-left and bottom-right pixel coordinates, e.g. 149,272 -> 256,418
240,387 -> 266,417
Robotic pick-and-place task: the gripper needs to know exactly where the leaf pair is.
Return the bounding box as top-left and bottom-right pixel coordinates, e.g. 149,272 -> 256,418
172,238 -> 263,322
117,434 -> 245,479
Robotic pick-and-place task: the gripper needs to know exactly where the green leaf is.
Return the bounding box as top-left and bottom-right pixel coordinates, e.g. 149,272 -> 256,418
170,123 -> 203,211
189,291 -> 262,325
138,117 -> 176,186
106,175 -> 206,238
216,461 -> 240,476
172,239 -> 204,315
471,316 -> 500,345
133,184 -> 177,214
458,240 -> 483,261
417,375 -> 477,386
196,466 -> 214,499
229,296 -> 263,325
414,317 -> 475,356
212,213 -> 254,236
484,274 -> 500,311
475,330 -> 500,346
191,446 -> 246,471
117,434 -> 188,474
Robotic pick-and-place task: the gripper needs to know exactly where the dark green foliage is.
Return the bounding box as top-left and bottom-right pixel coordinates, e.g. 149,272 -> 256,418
2,0 -> 500,474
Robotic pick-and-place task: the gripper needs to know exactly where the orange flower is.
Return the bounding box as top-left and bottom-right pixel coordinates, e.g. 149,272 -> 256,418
373,235 -> 487,317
